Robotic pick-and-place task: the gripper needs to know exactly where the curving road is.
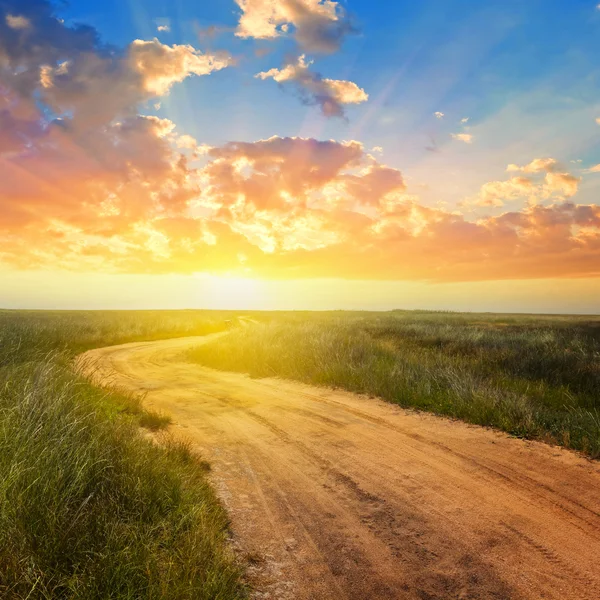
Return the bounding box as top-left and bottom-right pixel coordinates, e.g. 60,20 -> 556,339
79,334 -> 600,600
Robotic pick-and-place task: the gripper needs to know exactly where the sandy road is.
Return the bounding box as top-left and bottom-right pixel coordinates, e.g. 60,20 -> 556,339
80,334 -> 600,600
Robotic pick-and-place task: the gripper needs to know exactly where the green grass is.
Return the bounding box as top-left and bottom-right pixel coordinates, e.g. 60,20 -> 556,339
188,311 -> 600,458
0,310 -> 247,600
0,309 -> 239,366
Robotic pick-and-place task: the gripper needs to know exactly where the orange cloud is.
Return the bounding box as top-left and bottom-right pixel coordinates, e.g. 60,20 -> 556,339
3,124 -> 599,282
478,176 -> 535,207
507,157 -> 558,173
471,159 -> 580,207
544,172 -> 579,197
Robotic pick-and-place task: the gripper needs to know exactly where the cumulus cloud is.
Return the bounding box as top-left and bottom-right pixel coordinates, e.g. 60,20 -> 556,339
507,157 -> 558,173
461,117 -> 469,123
128,39 -> 233,95
478,177 -> 535,207
235,0 -> 354,53
451,133 -> 473,143
0,0 -> 227,268
157,25 -> 170,32
256,54 -> 368,117
176,134 -> 199,149
434,111 -> 444,119
472,158 -> 579,207
544,172 -> 579,197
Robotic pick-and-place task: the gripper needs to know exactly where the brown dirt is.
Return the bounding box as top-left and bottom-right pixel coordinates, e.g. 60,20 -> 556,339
79,334 -> 600,600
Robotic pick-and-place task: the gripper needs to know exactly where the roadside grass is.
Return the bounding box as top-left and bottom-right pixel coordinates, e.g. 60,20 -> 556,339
0,310 -> 240,364
139,408 -> 173,431
0,310 -> 247,600
187,311 -> 600,458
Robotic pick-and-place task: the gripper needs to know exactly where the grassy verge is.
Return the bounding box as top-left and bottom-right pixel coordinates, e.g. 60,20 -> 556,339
187,312 -> 600,458
0,311 -> 246,599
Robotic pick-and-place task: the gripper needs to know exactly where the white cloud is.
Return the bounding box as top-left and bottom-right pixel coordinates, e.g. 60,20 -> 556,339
235,0 -> 354,53
157,25 -> 170,32
256,54 -> 368,117
461,117 -> 469,123
128,39 -> 234,96
434,111 -> 444,119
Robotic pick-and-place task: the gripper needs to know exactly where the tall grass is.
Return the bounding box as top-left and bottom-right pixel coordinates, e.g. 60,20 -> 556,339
0,311 -> 246,599
0,310 -> 237,367
188,312 -> 600,458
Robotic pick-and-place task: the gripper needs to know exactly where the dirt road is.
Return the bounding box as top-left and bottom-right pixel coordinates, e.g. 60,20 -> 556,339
80,334 -> 600,600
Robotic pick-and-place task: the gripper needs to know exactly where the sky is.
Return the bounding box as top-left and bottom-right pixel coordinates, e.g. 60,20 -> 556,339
1,0 -> 600,312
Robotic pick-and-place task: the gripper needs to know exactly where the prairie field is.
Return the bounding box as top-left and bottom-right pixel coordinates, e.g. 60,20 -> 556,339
189,310 -> 600,458
0,310 -> 246,600
2,308 -> 600,599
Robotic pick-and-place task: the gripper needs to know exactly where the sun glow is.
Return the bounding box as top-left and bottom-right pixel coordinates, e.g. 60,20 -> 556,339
201,275 -> 265,310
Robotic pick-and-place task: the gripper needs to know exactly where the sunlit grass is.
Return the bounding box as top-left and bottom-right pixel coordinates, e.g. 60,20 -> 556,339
188,311 -> 600,458
0,311 -> 247,600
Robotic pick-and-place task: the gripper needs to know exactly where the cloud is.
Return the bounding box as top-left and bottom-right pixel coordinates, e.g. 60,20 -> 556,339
6,14 -> 30,29
434,111 -> 444,119
461,117 -> 469,123
478,177 -> 535,207
1,1 -> 599,283
507,157 -> 558,173
128,39 -> 233,95
2,125 -> 600,280
256,54 -> 368,117
451,133 -> 473,143
235,0 -> 355,53
176,134 -> 199,149
0,0 -> 225,269
596,117 -> 600,125
157,25 -> 170,32
544,172 -> 579,197
472,159 -> 579,207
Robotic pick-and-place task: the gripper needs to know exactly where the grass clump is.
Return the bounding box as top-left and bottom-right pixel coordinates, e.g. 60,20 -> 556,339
0,311 -> 246,599
138,408 -> 173,431
188,311 -> 600,458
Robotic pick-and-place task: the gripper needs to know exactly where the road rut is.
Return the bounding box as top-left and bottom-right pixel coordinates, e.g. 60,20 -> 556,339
79,334 -> 600,600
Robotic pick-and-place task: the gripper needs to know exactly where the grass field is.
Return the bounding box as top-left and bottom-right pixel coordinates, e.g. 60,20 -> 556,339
189,311 -> 600,458
3,308 -> 599,598
0,310 -> 246,600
